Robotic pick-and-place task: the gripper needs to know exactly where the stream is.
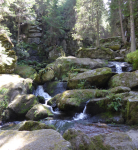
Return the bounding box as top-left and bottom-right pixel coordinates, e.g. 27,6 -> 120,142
0,61 -> 133,136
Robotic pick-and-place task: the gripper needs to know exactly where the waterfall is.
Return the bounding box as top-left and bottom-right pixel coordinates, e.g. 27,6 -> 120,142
34,85 -> 60,114
115,64 -> 123,74
73,100 -> 90,120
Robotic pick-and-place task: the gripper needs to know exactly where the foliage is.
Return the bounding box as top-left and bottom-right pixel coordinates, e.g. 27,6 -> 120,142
107,97 -> 122,111
126,50 -> 138,69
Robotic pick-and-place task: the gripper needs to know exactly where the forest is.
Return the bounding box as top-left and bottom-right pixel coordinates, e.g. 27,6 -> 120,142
0,0 -> 138,149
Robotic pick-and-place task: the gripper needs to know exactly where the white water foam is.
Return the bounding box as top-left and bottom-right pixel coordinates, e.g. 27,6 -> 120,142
73,100 -> 90,120
34,85 -> 60,114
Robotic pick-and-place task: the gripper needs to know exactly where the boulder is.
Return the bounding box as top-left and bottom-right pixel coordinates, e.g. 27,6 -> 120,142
124,95 -> 138,125
28,33 -> 42,38
14,65 -> 37,79
34,56 -> 107,83
109,86 -> 131,94
0,129 -> 72,150
34,67 -> 54,84
18,121 -> 55,131
26,104 -> 53,121
28,38 -> 41,44
108,71 -> 138,88
8,94 -> 38,116
100,36 -> 122,51
0,33 -> 17,74
63,128 -> 95,150
43,81 -> 67,97
76,47 -> 116,60
91,132 -> 136,150
67,67 -> 113,89
0,74 -> 33,119
48,89 -> 108,112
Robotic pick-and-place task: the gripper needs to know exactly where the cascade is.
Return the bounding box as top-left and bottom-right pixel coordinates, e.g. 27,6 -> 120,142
115,64 -> 123,74
34,85 -> 60,114
73,100 -> 90,120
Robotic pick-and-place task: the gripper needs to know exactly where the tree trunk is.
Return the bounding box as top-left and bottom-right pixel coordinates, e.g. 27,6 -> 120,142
129,0 -> 136,52
96,0 -> 100,47
118,0 -> 126,44
17,10 -> 20,44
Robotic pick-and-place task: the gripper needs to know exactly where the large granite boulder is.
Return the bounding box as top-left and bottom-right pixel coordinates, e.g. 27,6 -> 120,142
18,121 -> 55,131
63,128 -> 95,150
0,129 -> 72,150
0,33 -> 17,73
0,74 -> 33,119
68,67 -> 113,89
25,104 -> 53,121
34,56 -> 108,84
76,47 -> 116,60
48,89 -> 108,112
8,94 -> 38,116
108,71 -> 138,88
14,65 -> 37,79
100,36 -> 122,50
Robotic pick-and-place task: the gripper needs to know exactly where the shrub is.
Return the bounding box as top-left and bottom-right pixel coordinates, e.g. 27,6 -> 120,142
126,50 -> 138,70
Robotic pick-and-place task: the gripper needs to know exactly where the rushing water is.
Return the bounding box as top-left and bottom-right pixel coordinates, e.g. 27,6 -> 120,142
108,61 -> 132,74
33,85 -> 60,114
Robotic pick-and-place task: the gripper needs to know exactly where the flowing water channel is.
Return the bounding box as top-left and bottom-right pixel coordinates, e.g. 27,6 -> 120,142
0,62 -> 132,136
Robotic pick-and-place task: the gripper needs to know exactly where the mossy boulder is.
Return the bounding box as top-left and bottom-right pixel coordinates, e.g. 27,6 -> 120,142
8,94 -> 38,116
91,132 -> 136,150
109,86 -> 131,94
0,33 -> 17,74
63,128 -> 95,150
0,74 -> 33,120
25,104 -> 53,121
68,67 -> 113,89
34,67 -> 54,84
0,129 -> 72,150
36,56 -> 108,83
108,71 -> 138,88
76,47 -> 116,60
48,89 -> 108,112
14,65 -> 37,79
43,81 -> 67,97
18,121 -> 56,131
124,95 -> 138,125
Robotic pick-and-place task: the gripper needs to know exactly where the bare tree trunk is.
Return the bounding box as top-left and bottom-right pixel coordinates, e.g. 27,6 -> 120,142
129,0 -> 136,52
96,0 -> 100,47
118,0 -> 126,44
17,10 -> 20,44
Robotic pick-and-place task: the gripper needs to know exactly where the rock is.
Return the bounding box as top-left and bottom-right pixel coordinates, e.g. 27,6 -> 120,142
124,95 -> 138,125
34,67 -> 54,84
109,86 -> 131,94
63,128 -> 95,150
67,67 -> 113,89
14,65 -> 37,79
8,94 -> 38,116
108,71 -> 138,88
91,132 -> 136,150
18,121 -> 55,131
100,36 -> 122,50
76,47 -> 116,60
119,49 -> 128,57
0,33 -> 14,50
0,33 -> 17,74
28,37 -> 41,44
0,129 -> 72,150
34,56 -> 107,83
28,33 -> 42,38
48,89 -> 108,112
114,57 -> 124,61
37,96 -> 45,104
26,104 -> 53,121
43,81 -> 67,97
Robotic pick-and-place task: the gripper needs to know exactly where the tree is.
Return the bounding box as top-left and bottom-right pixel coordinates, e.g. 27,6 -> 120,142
118,0 -> 126,44
129,0 -> 136,52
